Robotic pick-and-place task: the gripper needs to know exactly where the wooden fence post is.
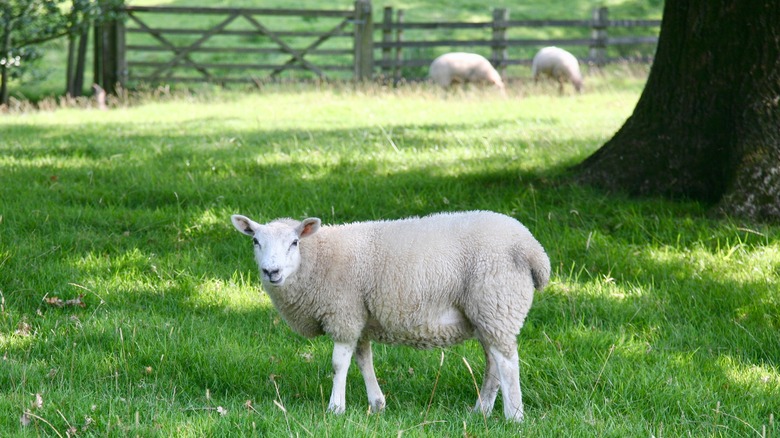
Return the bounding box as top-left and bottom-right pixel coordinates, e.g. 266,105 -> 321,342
491,8 -> 509,79
94,6 -> 126,94
590,6 -> 608,66
94,21 -> 116,94
353,0 -> 373,81
394,9 -> 404,85
381,6 -> 393,79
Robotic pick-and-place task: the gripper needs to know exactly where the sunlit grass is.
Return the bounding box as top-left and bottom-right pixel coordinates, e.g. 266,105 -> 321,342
1,75 -> 779,436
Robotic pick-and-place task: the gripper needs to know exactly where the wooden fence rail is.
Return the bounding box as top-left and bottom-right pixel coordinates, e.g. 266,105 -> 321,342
95,2 -> 660,89
104,0 -> 372,88
378,6 -> 660,82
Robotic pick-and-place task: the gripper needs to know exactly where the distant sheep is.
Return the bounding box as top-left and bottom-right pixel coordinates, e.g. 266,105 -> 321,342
429,52 -> 506,92
231,210 -> 550,422
531,46 -> 584,93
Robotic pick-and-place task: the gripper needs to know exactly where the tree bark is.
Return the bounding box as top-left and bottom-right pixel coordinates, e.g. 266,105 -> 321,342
575,0 -> 780,222
66,31 -> 77,96
1,26 -> 11,105
74,23 -> 89,97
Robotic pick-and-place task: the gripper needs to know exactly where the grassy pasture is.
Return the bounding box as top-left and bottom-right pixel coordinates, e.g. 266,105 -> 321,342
1,74 -> 779,437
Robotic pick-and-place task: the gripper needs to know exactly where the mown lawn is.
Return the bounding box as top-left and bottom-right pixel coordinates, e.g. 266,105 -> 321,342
1,76 -> 778,436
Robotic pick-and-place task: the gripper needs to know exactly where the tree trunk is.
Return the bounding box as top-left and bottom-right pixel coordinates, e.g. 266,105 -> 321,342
575,0 -> 780,222
74,24 -> 89,97
1,26 -> 11,106
66,31 -> 77,96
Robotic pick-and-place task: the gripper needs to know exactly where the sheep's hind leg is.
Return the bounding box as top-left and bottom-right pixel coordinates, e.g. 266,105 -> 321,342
328,342 -> 355,414
472,342 -> 500,416
355,338 -> 386,413
489,345 -> 524,422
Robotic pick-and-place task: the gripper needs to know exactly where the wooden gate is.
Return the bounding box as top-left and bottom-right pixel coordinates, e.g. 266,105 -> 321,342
111,1 -> 373,86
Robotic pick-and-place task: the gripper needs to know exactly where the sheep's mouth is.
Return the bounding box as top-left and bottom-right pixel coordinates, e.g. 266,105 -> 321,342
267,277 -> 285,286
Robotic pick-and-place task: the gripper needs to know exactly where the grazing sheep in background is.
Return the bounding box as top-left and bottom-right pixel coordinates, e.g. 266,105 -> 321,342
429,52 -> 506,92
531,46 -> 584,94
231,210 -> 550,422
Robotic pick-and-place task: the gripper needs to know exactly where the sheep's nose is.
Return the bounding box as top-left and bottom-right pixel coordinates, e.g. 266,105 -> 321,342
263,268 -> 281,280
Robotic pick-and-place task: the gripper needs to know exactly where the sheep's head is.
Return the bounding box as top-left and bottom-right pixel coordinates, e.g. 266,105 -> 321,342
231,215 -> 321,287
573,77 -> 584,93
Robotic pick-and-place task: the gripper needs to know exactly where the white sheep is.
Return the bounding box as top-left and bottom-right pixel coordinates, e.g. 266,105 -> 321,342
429,52 -> 506,92
230,210 -> 550,422
531,46 -> 584,94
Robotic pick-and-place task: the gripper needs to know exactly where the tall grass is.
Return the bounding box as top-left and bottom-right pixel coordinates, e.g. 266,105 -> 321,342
1,75 -> 778,436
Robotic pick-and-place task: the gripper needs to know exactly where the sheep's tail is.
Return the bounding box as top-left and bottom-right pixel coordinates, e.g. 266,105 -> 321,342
513,242 -> 551,291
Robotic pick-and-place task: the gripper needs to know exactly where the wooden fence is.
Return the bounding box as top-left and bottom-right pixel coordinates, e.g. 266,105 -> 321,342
105,1 -> 372,88
96,2 -> 660,89
378,6 -> 661,82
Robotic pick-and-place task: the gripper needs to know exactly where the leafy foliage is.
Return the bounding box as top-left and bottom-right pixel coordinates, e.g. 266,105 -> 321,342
0,0 -> 124,103
1,1 -> 67,83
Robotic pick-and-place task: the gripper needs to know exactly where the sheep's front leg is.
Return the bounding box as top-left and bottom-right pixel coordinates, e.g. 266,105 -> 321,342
355,338 -> 386,413
328,342 -> 355,414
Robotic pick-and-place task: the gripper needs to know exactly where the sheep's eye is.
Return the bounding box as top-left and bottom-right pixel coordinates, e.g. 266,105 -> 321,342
290,239 -> 299,248
252,237 -> 260,246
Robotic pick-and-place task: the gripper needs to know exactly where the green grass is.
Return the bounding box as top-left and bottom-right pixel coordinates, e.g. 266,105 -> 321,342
1,76 -> 779,437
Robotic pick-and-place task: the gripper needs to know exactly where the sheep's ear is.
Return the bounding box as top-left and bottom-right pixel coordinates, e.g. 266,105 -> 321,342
231,215 -> 259,236
297,218 -> 321,238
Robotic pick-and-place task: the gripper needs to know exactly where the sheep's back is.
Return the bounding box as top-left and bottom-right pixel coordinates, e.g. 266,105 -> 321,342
353,211 -> 539,345
430,53 -> 497,84
533,47 -> 581,80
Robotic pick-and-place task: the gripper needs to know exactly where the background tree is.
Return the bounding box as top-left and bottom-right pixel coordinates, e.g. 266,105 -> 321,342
1,1 -> 65,104
66,0 -> 98,97
575,0 -> 780,222
0,0 -> 113,105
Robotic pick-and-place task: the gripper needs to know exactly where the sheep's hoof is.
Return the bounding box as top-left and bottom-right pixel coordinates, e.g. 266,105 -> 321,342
327,403 -> 346,415
472,404 -> 494,417
504,408 -> 524,423
368,397 -> 386,414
